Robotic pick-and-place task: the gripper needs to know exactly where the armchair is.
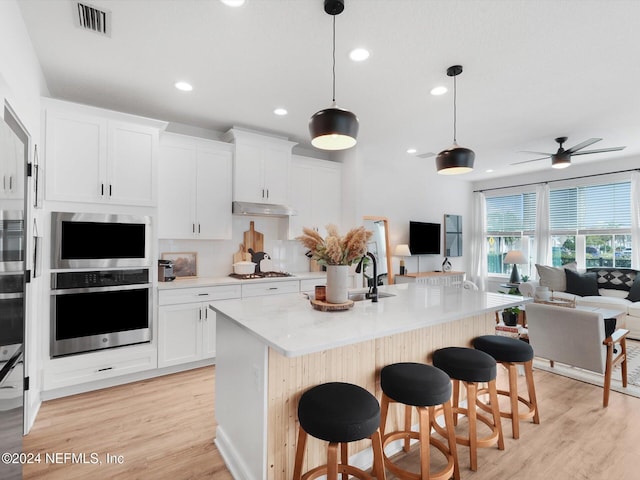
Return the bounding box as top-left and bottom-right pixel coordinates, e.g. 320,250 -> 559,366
526,303 -> 629,407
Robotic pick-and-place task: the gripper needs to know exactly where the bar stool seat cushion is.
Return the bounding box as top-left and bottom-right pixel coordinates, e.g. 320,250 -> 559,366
473,335 -> 534,363
381,362 -> 452,407
433,347 -> 497,382
297,382 -> 380,443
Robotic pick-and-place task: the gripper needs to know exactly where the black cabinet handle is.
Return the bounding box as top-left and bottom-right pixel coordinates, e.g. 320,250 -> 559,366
109,184 -> 112,196
101,183 -> 104,196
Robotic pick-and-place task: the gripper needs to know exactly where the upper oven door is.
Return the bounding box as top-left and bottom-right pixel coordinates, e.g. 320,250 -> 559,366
51,212 -> 151,269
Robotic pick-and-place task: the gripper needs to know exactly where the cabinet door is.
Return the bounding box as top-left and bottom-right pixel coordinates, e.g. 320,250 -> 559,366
288,162 -> 313,239
45,110 -> 106,203
0,119 -> 23,199
312,164 -> 341,236
233,142 -> 264,203
202,307 -> 216,359
196,146 -> 232,239
158,303 -> 202,368
107,122 -> 156,205
262,145 -> 289,205
158,143 -> 197,238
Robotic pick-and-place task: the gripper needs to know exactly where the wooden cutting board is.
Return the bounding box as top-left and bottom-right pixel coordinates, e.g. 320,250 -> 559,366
243,221 -> 264,253
232,243 -> 252,264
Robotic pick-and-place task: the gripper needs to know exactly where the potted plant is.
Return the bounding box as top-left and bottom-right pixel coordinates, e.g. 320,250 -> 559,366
502,306 -> 521,326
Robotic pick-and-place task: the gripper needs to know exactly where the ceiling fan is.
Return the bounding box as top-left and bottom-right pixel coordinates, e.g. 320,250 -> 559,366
511,137 -> 626,169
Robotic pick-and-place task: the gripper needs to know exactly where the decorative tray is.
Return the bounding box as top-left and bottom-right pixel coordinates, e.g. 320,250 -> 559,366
533,297 -> 576,308
310,298 -> 354,311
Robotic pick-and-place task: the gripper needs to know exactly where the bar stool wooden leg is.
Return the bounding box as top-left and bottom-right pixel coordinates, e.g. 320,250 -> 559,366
340,443 -> 348,480
452,379 -> 460,426
507,363 -> 520,439
524,360 -> 540,424
327,443 -> 338,480
370,430 -> 386,480
442,401 -> 461,480
418,407 -> 431,478
293,427 -> 308,480
467,382 -> 478,471
488,380 -> 505,450
403,404 -> 412,452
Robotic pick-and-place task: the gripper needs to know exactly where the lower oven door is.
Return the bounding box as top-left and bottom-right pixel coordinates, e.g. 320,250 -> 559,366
50,284 -> 151,357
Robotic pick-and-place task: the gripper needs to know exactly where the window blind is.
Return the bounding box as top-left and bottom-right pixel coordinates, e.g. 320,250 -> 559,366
549,181 -> 631,232
486,192 -> 536,234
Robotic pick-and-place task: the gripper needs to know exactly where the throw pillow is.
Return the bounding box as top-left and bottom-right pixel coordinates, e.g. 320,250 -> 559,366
535,262 -> 577,292
627,275 -> 640,302
565,269 -> 600,297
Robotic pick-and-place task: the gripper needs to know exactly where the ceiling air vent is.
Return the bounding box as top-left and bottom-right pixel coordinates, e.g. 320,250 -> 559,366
75,2 -> 111,37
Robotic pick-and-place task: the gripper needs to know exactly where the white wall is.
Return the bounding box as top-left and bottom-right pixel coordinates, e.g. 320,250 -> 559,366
0,0 -> 50,431
354,143 -> 473,276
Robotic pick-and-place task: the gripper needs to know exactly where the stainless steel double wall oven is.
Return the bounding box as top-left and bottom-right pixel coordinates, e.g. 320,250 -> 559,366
50,212 -> 152,357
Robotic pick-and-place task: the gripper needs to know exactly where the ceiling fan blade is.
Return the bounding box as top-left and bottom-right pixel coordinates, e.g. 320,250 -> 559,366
510,156 -> 550,165
566,138 -> 601,154
571,146 -> 626,156
518,150 -> 554,156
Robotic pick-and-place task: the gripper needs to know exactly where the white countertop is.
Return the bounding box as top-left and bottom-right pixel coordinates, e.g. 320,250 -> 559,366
157,271 -> 327,290
209,283 -> 531,358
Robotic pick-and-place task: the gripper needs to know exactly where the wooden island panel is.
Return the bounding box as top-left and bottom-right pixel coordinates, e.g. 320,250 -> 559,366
266,311 -> 495,479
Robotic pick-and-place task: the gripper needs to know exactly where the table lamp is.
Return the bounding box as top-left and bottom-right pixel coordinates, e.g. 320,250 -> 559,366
394,244 -> 411,275
504,250 -> 527,284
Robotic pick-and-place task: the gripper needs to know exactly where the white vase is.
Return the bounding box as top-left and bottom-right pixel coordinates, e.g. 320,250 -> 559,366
326,265 -> 349,304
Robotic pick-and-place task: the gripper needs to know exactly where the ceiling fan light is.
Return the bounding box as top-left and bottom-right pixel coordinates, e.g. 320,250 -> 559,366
436,144 -> 475,175
309,105 -> 359,150
552,156 -> 571,169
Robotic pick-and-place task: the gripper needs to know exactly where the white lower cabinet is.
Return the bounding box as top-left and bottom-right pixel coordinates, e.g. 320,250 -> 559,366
158,302 -> 215,367
157,285 -> 241,368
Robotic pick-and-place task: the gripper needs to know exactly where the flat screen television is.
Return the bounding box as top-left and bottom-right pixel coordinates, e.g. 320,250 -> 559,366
409,221 -> 441,255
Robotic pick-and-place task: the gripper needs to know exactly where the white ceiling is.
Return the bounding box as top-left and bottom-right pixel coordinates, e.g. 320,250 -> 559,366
17,0 -> 640,180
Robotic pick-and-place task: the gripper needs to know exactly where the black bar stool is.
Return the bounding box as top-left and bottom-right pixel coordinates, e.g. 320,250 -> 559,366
292,382 -> 386,480
472,335 -> 540,439
379,362 -> 459,480
432,347 -> 505,472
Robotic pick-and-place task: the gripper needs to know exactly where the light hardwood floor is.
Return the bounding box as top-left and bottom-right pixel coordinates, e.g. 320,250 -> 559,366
23,364 -> 640,480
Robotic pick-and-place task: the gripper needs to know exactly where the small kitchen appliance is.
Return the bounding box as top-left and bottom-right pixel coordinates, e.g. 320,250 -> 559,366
158,259 -> 175,282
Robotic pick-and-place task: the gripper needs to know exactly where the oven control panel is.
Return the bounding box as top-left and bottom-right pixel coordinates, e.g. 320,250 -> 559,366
52,269 -> 149,289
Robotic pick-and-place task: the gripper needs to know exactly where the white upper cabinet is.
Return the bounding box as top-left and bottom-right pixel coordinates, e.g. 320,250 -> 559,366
43,99 -> 166,206
0,119 -> 24,200
224,128 -> 296,205
289,155 -> 342,239
158,133 -> 233,240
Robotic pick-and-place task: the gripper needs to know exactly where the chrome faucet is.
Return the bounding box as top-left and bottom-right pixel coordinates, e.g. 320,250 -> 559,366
355,252 -> 378,302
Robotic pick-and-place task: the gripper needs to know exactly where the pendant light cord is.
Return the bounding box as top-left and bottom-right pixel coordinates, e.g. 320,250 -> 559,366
332,14 -> 336,103
453,74 -> 457,143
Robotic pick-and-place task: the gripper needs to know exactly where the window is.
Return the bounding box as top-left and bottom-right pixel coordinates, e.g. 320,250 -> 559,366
549,181 -> 631,268
485,192 -> 536,276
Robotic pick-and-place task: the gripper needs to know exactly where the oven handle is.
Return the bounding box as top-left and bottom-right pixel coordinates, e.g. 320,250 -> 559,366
0,292 -> 23,300
0,345 -> 23,386
51,283 -> 152,295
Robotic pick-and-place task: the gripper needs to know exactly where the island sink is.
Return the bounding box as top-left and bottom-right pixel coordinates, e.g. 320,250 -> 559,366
348,291 -> 396,302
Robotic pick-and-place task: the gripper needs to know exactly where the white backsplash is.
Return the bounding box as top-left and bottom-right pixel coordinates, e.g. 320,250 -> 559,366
158,215 -> 312,277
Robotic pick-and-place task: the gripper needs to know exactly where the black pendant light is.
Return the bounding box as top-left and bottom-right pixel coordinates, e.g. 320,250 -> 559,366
309,0 -> 359,150
436,65 -> 475,175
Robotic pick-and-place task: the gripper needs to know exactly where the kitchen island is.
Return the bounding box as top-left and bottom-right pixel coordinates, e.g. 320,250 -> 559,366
209,283 -> 529,480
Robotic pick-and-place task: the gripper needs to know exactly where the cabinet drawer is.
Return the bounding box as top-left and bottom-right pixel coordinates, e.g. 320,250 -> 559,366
44,345 -> 157,391
241,280 -> 299,297
300,278 -> 326,293
159,284 -> 241,305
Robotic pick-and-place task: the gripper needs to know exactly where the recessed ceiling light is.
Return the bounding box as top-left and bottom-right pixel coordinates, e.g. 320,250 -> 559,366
485,169 -> 494,173
274,108 -> 288,116
174,81 -> 193,92
430,86 -> 448,96
349,48 -> 370,62
406,148 -> 417,154
220,0 -> 245,7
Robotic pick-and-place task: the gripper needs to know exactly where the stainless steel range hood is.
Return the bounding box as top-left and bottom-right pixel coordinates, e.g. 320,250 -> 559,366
232,201 -> 297,217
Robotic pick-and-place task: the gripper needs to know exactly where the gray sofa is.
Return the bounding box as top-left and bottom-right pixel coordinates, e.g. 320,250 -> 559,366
521,266 -> 640,339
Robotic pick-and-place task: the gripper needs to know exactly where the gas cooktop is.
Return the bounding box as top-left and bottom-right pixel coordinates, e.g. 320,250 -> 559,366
229,271 -> 293,280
